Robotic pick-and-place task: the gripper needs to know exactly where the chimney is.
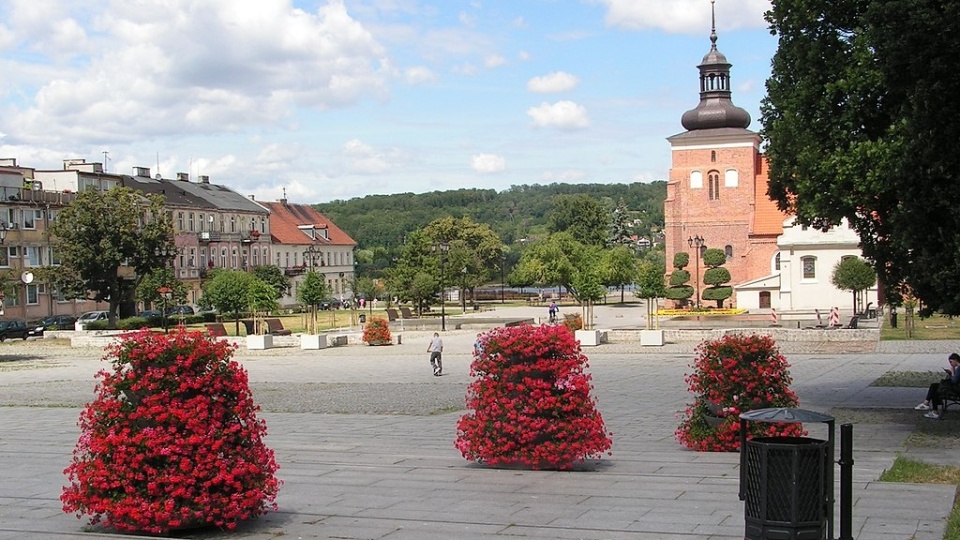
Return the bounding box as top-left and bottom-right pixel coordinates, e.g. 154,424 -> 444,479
199,175 -> 210,184
0,158 -> 17,167
133,166 -> 151,177
248,194 -> 255,200
176,172 -> 190,182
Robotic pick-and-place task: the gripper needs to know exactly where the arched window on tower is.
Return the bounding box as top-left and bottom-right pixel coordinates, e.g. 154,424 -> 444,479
711,150 -> 717,162
724,245 -> 733,260
708,171 -> 720,201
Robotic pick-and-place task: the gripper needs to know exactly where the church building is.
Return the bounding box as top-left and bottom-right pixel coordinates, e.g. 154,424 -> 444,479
663,6 -> 877,314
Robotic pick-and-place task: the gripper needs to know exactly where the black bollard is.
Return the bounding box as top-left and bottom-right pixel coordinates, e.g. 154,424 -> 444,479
838,423 -> 854,540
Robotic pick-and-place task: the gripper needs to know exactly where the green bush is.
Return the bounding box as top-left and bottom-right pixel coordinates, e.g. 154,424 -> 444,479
85,321 -> 109,331
117,317 -> 151,330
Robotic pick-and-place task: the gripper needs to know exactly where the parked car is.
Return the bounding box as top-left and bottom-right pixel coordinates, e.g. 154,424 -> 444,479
138,310 -> 162,319
75,310 -> 109,330
26,315 -> 78,338
165,305 -> 195,316
0,320 -> 30,341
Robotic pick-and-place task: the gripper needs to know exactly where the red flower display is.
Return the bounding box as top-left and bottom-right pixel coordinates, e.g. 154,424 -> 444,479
362,316 -> 392,345
455,324 -> 612,470
676,333 -> 804,452
61,328 -> 281,534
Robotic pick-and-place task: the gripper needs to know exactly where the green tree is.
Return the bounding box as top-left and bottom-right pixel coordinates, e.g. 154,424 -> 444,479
251,265 -> 289,299
48,186 -> 173,328
298,271 -> 330,334
701,248 -> 732,308
202,270 -> 255,335
248,278 -> 279,335
136,267 -> 189,312
608,197 -> 634,249
831,257 -> 877,314
636,258 -> 667,329
601,245 -> 638,303
547,194 -> 608,246
664,252 -> 693,305
761,0 -> 960,314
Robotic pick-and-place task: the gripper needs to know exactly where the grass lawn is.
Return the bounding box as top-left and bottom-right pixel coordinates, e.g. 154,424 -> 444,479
882,314 -> 960,340
880,456 -> 960,540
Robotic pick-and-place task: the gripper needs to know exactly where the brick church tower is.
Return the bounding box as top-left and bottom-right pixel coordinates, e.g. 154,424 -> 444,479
663,2 -> 787,308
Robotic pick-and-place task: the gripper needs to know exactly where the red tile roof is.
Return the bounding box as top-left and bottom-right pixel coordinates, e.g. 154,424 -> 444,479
260,201 -> 356,247
752,155 -> 790,236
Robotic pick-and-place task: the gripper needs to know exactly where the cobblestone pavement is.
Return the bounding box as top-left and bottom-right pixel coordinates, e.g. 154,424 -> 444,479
1,312 -> 959,539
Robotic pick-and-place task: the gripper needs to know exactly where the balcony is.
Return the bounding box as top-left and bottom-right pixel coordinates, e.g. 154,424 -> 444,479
241,230 -> 262,244
198,231 -> 222,243
284,266 -> 306,276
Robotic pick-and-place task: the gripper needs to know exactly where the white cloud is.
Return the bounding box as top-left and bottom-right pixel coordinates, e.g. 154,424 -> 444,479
1,0 -> 390,147
527,72 -> 580,93
595,0 -> 771,33
484,54 -> 506,68
405,66 -> 437,84
338,139 -> 407,175
471,153 -> 506,174
527,101 -> 590,130
517,50 -> 531,61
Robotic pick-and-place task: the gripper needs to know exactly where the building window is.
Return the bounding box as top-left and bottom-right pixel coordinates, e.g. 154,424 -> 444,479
690,171 -> 703,189
230,215 -> 236,233
759,291 -> 771,309
23,209 -> 40,229
724,169 -> 739,187
724,245 -> 733,260
198,213 -> 205,232
708,171 -> 720,201
802,256 -> 817,279
188,213 -> 195,232
26,246 -> 41,266
710,150 -> 716,162
178,212 -> 184,231
774,252 -> 781,272
220,248 -> 227,268
26,284 -> 39,305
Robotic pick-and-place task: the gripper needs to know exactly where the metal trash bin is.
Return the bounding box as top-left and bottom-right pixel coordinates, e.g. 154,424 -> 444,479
739,408 -> 835,540
358,314 -> 366,324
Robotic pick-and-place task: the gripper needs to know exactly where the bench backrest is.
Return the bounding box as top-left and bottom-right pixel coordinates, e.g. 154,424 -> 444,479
241,319 -> 256,335
266,318 -> 285,332
205,323 -> 227,337
386,308 -> 400,321
399,307 -> 415,318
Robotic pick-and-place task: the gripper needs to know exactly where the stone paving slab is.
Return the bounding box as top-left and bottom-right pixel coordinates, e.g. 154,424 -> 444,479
1,325 -> 959,539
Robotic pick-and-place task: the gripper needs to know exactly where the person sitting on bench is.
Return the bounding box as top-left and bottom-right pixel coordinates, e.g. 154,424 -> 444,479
915,352 -> 960,419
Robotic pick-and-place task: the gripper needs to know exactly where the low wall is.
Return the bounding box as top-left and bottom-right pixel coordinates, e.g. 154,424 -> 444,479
607,327 -> 879,344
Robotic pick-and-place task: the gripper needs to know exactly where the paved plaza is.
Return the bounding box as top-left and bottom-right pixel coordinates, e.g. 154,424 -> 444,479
1,304 -> 958,539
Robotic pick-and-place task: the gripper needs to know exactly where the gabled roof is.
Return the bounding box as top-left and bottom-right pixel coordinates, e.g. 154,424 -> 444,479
260,201 -> 356,247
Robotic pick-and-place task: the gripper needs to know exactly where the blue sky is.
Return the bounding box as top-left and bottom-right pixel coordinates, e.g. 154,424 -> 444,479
0,0 -> 777,204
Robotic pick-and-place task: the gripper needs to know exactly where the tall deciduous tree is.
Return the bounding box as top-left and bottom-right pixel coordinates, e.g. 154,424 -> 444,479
601,245 -> 638,303
251,265 -> 289,299
202,270 -> 255,335
762,0 -> 960,314
547,194 -> 608,246
298,271 -> 330,335
49,187 -> 174,328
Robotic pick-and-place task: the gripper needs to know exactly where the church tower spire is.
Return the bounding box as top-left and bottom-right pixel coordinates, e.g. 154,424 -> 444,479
680,0 -> 751,131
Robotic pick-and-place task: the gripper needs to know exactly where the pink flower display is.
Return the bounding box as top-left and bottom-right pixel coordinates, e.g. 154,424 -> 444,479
61,328 -> 281,534
455,324 -> 612,470
675,333 -> 804,452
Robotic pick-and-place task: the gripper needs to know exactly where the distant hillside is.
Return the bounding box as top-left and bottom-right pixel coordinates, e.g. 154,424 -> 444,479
313,182 -> 667,249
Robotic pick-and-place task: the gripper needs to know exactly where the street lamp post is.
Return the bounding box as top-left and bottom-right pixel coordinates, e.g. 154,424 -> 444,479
431,242 -> 449,331
500,252 -> 507,304
303,245 -> 322,268
461,267 -> 467,314
157,286 -> 172,333
687,235 -> 706,310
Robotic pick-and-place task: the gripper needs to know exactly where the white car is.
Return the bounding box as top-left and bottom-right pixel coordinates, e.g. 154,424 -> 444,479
74,310 -> 109,331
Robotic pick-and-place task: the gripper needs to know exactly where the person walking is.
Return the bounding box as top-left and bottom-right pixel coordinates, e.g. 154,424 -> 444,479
548,301 -> 558,323
427,332 -> 444,376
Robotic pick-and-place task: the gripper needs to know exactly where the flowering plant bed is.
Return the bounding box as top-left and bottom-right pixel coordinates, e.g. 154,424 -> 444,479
658,308 -> 747,316
362,316 -> 392,345
61,328 -> 280,534
455,324 -> 612,470
675,333 -> 803,451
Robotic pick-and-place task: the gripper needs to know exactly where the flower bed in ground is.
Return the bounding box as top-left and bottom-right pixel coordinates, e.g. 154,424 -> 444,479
657,308 -> 747,316
455,324 -> 612,470
675,333 -> 803,451
61,328 -> 280,534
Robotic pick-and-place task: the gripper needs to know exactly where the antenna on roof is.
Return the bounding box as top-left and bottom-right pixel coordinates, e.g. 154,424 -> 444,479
155,152 -> 161,178
102,150 -> 110,172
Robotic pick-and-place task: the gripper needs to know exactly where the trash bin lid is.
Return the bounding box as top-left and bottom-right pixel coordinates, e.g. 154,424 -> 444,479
739,407 -> 834,424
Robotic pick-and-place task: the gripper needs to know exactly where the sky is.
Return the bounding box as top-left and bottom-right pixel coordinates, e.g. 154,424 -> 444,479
0,0 -> 778,204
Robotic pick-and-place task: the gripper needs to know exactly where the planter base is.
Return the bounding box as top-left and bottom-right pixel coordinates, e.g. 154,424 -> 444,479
300,334 -> 326,350
246,334 -> 274,350
640,329 -> 664,346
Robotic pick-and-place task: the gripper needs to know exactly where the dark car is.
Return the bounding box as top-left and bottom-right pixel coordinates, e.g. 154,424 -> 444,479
165,305 -> 195,316
138,310 -> 162,319
26,315 -> 78,338
0,320 -> 30,342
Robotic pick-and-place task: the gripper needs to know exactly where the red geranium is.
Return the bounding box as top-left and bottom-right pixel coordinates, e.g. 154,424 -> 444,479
455,324 -> 612,470
362,316 -> 392,345
61,328 -> 281,534
675,333 -> 804,452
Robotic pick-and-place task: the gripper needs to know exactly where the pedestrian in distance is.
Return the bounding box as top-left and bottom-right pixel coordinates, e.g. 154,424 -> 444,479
915,352 -> 960,419
548,301 -> 558,323
427,332 -> 444,376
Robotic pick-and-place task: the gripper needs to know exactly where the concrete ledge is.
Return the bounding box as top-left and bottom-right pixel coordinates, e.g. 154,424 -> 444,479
608,327 -> 879,344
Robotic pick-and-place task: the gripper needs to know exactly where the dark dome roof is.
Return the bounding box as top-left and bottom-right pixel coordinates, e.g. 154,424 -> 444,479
681,98 -> 751,131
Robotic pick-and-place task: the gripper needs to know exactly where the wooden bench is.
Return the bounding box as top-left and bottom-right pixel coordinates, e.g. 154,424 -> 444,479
241,319 -> 256,335
265,318 -> 292,336
205,322 -> 227,337
385,308 -> 400,322
399,307 -> 418,319
939,384 -> 960,418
